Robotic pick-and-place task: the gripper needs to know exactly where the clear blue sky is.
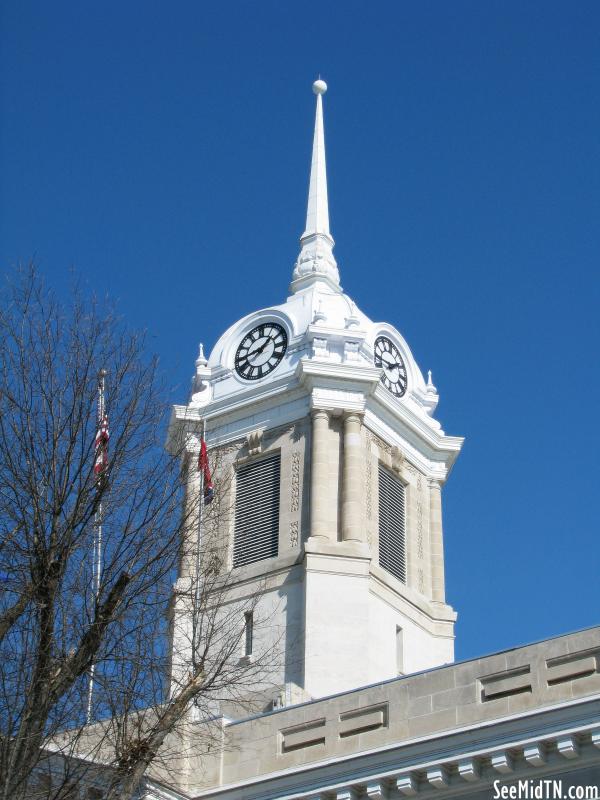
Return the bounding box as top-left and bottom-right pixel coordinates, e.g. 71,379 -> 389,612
1,1 -> 599,661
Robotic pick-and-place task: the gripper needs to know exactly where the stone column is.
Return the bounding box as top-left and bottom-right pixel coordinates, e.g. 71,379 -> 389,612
310,409 -> 331,540
170,449 -> 200,693
341,412 -> 364,542
429,479 -> 446,602
179,451 -> 201,579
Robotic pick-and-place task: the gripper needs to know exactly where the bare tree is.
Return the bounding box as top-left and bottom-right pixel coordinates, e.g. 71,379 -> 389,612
0,267 -> 279,800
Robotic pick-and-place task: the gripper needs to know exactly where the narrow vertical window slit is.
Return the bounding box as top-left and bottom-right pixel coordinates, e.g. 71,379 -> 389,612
244,611 -> 253,656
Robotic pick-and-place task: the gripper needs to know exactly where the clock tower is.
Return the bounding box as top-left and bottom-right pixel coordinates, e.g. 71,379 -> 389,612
168,80 -> 463,707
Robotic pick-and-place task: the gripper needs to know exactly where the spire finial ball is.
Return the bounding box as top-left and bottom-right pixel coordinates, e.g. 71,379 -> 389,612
313,79 -> 327,95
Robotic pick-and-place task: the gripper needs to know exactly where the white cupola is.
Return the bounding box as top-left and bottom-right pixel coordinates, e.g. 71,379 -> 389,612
168,81 -> 463,706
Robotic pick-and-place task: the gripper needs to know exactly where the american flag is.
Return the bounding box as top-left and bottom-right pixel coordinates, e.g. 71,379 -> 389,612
198,438 -> 214,505
94,414 -> 110,478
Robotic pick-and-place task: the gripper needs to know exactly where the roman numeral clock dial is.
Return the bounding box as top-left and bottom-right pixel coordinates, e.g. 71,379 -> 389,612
234,323 -> 288,380
374,335 -> 407,397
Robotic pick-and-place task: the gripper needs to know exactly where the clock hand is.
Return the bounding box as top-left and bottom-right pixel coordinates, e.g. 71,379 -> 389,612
382,360 -> 403,373
248,340 -> 270,359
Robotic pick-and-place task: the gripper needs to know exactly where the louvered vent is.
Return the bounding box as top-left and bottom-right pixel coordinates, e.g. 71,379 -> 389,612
378,464 -> 406,583
233,454 -> 280,568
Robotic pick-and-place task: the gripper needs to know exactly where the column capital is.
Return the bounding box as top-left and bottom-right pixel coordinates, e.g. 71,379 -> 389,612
183,432 -> 201,457
342,409 -> 364,423
311,408 -> 330,421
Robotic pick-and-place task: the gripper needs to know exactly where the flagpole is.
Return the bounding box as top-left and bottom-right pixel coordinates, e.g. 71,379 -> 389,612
86,368 -> 107,725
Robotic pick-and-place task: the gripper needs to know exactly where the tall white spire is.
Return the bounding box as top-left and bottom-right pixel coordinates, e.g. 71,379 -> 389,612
304,79 -> 330,237
290,79 -> 341,294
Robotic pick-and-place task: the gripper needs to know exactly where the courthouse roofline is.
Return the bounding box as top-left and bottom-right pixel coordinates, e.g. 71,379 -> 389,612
225,622 -> 600,729
175,626 -> 600,799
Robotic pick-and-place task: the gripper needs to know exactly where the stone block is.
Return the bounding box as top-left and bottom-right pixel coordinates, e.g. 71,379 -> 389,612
458,759 -> 480,781
565,672 -> 600,698
408,666 -> 455,698
456,695 -> 509,726
557,736 -> 579,759
365,782 -> 385,799
387,716 -> 410,743
491,751 -> 514,773
432,684 -> 477,712
426,767 -> 449,788
507,690 -> 542,714
523,744 -> 546,766
335,729 -> 383,759
537,680 -> 576,705
407,693 -> 432,717
387,682 -> 409,717
480,666 -> 531,701
566,629 -> 600,654
407,707 -> 457,738
454,655 -> 507,687
397,774 -> 418,796
546,653 -> 597,684
280,717 -> 326,752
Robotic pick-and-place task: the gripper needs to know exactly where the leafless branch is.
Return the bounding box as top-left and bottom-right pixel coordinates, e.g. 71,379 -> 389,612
0,266 -> 281,800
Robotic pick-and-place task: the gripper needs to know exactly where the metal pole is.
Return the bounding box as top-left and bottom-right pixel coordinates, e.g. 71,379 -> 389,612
86,368 -> 107,725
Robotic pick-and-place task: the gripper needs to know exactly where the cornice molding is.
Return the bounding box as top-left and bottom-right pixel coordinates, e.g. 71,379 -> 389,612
297,357 -> 381,391
364,404 -> 463,480
306,322 -> 368,343
368,563 -> 457,627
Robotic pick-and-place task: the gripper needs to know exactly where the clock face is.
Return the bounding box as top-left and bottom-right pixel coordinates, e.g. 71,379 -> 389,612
235,323 -> 288,380
374,336 -> 407,397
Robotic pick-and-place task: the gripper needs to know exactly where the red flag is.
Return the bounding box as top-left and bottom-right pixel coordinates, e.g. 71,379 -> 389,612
198,438 -> 214,505
94,414 -> 110,478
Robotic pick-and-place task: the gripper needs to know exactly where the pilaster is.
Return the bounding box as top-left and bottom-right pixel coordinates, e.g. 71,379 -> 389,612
428,478 -> 446,603
341,412 -> 365,543
180,447 -> 201,580
309,409 -> 332,541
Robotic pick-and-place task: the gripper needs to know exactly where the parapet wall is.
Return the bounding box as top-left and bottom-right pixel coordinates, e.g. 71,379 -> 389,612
180,626 -> 600,796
